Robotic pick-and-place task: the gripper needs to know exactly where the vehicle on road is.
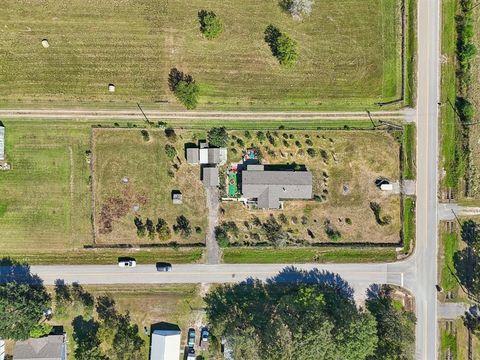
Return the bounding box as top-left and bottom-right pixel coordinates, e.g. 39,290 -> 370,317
200,328 -> 209,345
187,328 -> 195,348
156,262 -> 172,272
118,259 -> 136,267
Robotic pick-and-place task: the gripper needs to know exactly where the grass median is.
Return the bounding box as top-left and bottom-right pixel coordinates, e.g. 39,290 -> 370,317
3,248 -> 203,265
222,247 -> 397,264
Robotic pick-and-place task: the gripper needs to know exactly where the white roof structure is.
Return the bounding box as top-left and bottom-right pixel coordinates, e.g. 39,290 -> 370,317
150,329 -> 181,360
0,338 -> 5,360
0,125 -> 4,161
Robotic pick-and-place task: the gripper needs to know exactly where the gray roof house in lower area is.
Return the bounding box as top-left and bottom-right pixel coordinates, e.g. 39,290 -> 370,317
13,335 -> 67,360
150,329 -> 181,360
241,164 -> 313,209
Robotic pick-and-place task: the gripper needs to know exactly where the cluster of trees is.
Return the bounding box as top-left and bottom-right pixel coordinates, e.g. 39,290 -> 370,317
205,269 -> 415,360
134,217 -> 171,241
215,214 -> 307,247
0,258 -> 51,340
264,25 -> 298,66
72,295 -> 144,360
207,127 -> 229,147
54,281 -> 94,317
168,68 -> 199,110
454,220 -> 480,300
456,1 -> 476,126
198,10 -> 223,39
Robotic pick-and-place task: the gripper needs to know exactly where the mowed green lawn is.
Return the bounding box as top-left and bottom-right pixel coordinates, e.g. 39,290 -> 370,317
0,0 -> 401,110
0,120 -> 91,251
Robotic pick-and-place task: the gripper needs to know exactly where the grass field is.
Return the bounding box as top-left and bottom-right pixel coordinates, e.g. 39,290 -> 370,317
405,0 -> 417,106
402,197 -> 415,254
0,0 -> 401,110
441,231 -> 459,292
0,120 -> 91,251
93,128 -> 208,244
403,124 -> 416,180
222,247 -> 397,264
220,130 -> 402,245
441,0 -> 463,192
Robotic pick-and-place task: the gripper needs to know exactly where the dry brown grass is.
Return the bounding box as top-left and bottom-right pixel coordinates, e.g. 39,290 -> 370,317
92,128 -> 208,245
220,130 -> 401,244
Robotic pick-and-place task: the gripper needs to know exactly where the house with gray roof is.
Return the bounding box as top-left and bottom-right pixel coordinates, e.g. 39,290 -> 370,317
241,164 -> 312,209
186,142 -> 226,165
13,335 -> 67,360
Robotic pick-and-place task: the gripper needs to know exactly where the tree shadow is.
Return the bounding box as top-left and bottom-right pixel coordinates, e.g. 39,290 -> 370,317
366,283 -> 393,300
168,68 -> 192,91
264,25 -> 281,57
0,257 -> 43,285
266,266 -> 354,300
72,315 -> 100,343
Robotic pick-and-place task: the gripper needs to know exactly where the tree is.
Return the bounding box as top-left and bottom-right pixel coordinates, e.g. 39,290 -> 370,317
96,295 -> 119,327
145,218 -> 155,239
264,25 -> 298,66
0,258 -> 51,340
72,282 -> 94,312
112,313 -> 144,360
366,285 -> 416,360
215,225 -> 230,248
198,10 -> 224,39
174,80 -> 199,109
280,0 -> 314,18
156,218 -> 171,241
72,316 -> 108,360
134,217 -> 146,238
205,269 -> 378,360
174,215 -> 192,238
165,144 -> 177,160
207,127 -> 229,147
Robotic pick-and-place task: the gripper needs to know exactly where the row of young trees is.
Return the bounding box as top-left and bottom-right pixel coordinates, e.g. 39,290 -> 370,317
134,215 -> 193,240
205,269 -> 415,360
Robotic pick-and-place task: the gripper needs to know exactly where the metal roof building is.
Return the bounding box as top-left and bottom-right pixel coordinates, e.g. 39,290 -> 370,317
186,144 -> 226,165
202,167 -> 219,188
0,125 -> 4,161
150,329 -> 181,360
241,165 -> 313,209
13,335 -> 67,360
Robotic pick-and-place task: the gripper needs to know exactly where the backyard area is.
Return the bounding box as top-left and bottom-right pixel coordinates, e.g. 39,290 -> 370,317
0,0 -> 401,110
218,129 -> 402,246
93,128 -> 208,245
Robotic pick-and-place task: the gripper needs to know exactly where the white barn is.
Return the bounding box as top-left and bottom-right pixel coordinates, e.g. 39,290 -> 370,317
150,329 -> 181,360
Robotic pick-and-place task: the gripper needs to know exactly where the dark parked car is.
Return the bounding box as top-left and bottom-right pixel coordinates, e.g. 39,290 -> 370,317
187,328 -> 196,348
156,262 -> 172,272
200,328 -> 209,345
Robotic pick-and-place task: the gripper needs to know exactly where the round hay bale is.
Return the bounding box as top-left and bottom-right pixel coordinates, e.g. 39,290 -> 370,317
108,84 -> 115,92
122,176 -> 129,184
41,39 -> 49,48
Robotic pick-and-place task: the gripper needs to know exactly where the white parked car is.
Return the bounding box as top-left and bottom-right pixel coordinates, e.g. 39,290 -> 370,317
118,260 -> 136,267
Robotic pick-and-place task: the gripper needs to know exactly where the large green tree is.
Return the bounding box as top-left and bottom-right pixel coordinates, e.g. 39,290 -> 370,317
366,285 -> 416,360
207,127 -> 229,147
205,268 -> 378,360
0,258 -> 51,340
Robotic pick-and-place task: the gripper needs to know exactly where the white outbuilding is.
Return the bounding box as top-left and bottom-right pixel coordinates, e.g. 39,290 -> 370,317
150,329 -> 181,360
